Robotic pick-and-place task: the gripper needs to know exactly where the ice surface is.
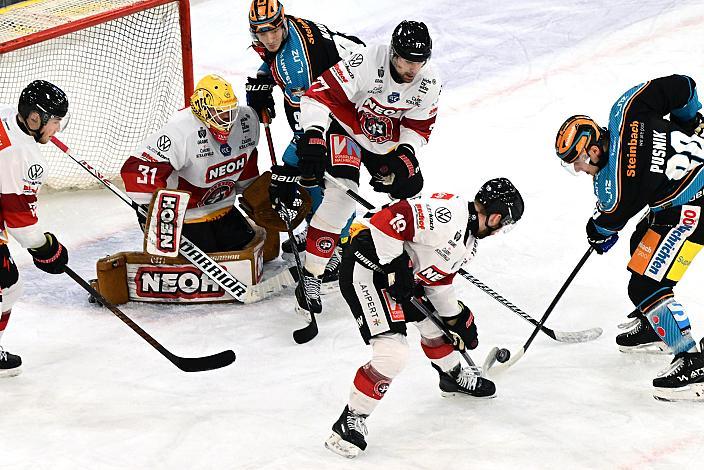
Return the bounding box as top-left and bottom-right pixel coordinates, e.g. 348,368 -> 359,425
3,1 -> 704,468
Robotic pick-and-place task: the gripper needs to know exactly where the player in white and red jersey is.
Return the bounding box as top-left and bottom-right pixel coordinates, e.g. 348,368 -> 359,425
286,20 -> 442,319
324,179 -> 524,459
121,75 -> 261,253
0,80 -> 71,377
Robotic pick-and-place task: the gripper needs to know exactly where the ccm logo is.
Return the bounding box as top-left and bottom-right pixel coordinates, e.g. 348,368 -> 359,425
206,154 -> 247,183
135,266 -> 225,299
156,194 -> 180,251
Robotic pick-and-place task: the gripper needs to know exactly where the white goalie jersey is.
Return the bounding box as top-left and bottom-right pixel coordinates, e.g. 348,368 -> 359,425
300,43 -> 442,154
367,192 -> 477,317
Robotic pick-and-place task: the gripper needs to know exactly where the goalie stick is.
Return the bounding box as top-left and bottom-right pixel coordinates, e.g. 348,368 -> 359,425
458,270 -> 602,343
51,136 -> 250,304
65,266 -> 236,372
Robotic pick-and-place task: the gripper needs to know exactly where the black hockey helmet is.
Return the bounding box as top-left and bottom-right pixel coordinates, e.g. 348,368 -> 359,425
475,177 -> 524,228
391,20 -> 432,63
18,80 -> 69,127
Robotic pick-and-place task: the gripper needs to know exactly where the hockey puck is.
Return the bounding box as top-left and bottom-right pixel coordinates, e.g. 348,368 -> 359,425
496,348 -> 511,363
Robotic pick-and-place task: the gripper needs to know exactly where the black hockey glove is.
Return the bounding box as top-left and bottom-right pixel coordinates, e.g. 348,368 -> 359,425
245,75 -> 276,121
269,164 -> 301,210
28,232 -> 68,275
297,128 -> 327,187
672,112 -> 704,137
442,301 -> 478,351
372,144 -> 423,199
0,246 -> 19,288
586,218 -> 619,254
383,251 -> 415,302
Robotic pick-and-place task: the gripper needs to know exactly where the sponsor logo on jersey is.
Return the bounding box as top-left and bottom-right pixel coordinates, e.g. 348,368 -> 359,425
348,53 -> 363,67
414,203 -> 426,229
434,247 -> 451,261
381,289 -> 405,322
405,96 -> 422,106
220,143 -> 232,156
240,116 -> 250,134
387,92 -> 400,103
238,137 -> 254,150
0,120 -> 11,150
198,128 -> 207,139
431,192 -> 455,200
332,63 -> 349,83
135,265 -> 226,299
27,164 -> 43,181
644,207 -> 699,281
377,68 -> 384,78
156,135 -> 172,152
367,85 -> 383,94
417,265 -> 449,285
205,154 -> 247,183
196,146 -> 214,159
434,207 -> 452,223
330,135 -> 362,168
625,120 -> 641,177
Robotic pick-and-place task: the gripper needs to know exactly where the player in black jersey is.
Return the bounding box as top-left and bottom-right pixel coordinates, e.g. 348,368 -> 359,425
555,74 -> 704,401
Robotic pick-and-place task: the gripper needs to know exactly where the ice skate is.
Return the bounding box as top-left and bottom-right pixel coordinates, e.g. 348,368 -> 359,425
616,311 -> 668,354
653,339 -> 704,402
0,347 -> 22,378
320,246 -> 342,294
435,364 -> 496,398
325,405 -> 368,458
281,226 -> 307,260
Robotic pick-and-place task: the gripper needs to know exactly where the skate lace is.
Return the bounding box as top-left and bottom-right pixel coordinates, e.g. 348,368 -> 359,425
346,412 -> 368,436
324,247 -> 342,274
456,366 -> 482,391
657,355 -> 686,378
304,273 -> 322,299
625,318 -> 643,337
618,317 -> 641,331
0,346 -> 6,362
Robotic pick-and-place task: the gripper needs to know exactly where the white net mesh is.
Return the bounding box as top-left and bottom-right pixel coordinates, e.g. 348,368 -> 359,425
0,0 -> 188,189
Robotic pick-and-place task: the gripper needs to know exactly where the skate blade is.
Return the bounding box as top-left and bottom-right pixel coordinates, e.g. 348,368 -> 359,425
324,432 -> 362,459
440,390 -> 496,399
0,367 -> 22,378
618,343 -> 669,354
653,383 -> 704,402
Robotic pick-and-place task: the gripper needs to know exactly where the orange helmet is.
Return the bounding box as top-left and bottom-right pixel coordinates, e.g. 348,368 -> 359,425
249,0 -> 286,35
555,115 -> 606,163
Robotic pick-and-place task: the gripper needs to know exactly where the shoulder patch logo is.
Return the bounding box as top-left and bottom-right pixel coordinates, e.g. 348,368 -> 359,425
348,53 -> 363,67
27,164 -> 44,180
435,207 -> 452,223
157,135 -> 172,152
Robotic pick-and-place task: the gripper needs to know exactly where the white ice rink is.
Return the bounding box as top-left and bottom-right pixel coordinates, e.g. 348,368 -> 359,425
3,0 -> 704,468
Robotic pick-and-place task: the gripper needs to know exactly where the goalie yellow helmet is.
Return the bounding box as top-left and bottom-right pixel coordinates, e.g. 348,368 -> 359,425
190,74 -> 238,141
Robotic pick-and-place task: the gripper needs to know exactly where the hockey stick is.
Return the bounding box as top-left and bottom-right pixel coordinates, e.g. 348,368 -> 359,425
483,246 -> 595,375
261,111 -> 318,343
51,136 -> 250,303
64,266 -> 236,372
408,297 -> 487,375
458,270 -> 602,343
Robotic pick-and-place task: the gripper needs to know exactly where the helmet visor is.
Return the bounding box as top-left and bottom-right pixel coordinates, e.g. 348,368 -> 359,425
561,150 -> 591,176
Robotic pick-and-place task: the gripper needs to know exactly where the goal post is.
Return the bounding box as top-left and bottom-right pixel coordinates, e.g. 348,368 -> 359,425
0,0 -> 194,189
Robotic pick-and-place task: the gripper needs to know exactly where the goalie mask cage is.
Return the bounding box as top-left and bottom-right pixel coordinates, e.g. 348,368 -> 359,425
0,0 -> 193,189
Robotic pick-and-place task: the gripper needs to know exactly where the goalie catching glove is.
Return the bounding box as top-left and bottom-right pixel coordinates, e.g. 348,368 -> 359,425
28,232 -> 68,274
442,301 -> 478,351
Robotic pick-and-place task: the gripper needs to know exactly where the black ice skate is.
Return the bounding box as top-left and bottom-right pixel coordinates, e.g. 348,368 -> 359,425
320,246 -> 342,293
294,267 -> 322,320
653,339 -> 704,402
434,364 -> 496,398
616,311 -> 668,354
325,405 -> 368,459
0,347 -> 22,378
281,227 -> 307,257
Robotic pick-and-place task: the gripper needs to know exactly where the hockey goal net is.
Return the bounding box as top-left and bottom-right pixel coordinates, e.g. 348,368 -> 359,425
0,0 -> 193,189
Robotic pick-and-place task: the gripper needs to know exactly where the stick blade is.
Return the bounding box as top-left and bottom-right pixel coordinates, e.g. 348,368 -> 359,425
171,350 -> 237,372
552,327 -> 603,343
292,318 -> 319,344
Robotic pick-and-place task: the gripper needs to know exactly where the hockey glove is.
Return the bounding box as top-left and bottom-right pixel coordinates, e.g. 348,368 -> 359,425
28,232 -> 68,275
297,128 -> 327,187
0,246 -> 19,288
245,75 -> 276,121
443,301 -> 478,351
586,218 -> 619,254
383,252 -> 415,302
269,164 -> 301,210
374,144 -> 424,199
672,112 -> 704,137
